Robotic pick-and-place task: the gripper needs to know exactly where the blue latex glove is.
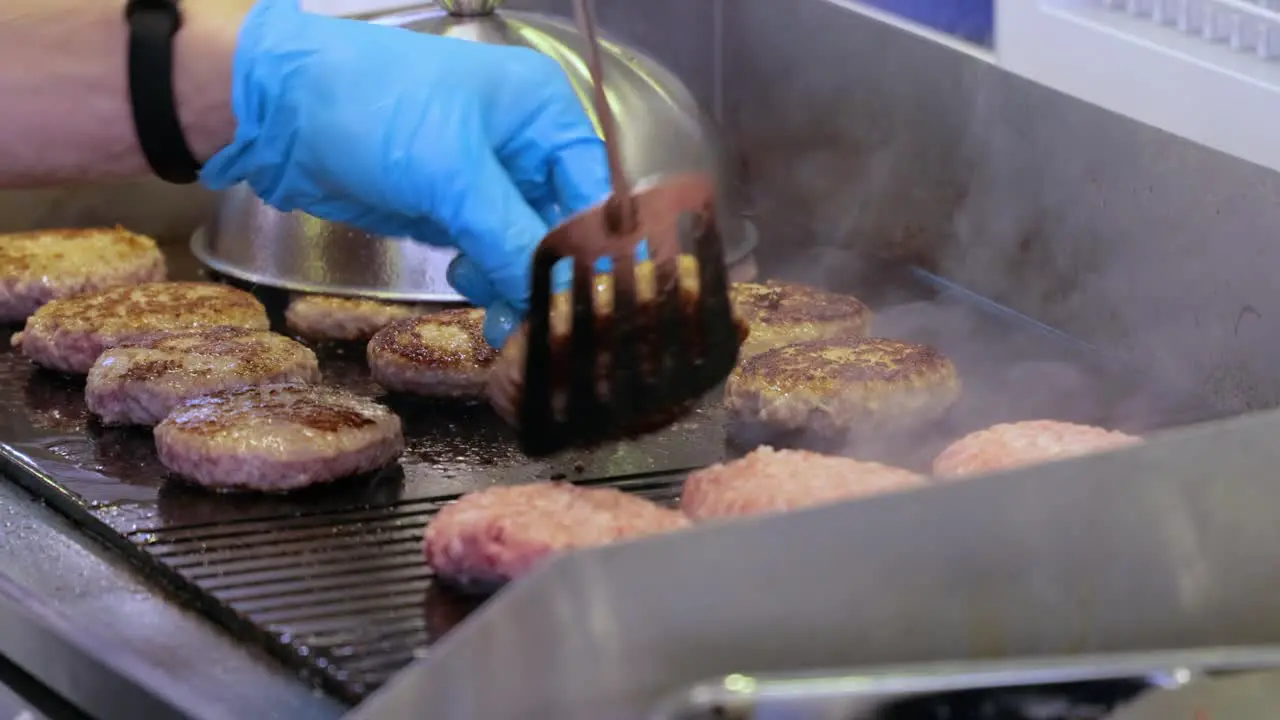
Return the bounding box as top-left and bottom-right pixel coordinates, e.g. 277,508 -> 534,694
201,0 -> 611,347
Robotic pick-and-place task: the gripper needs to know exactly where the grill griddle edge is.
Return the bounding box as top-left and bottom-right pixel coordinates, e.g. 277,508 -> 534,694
0,237 -> 1226,705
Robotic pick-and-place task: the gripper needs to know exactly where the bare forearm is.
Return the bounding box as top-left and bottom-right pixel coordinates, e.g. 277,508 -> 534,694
0,0 -> 254,188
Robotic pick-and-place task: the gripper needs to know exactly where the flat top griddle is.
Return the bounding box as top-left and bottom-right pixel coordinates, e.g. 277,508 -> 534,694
0,238 -> 1224,707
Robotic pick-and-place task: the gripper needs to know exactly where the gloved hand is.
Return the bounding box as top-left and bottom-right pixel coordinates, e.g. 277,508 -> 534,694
201,0 -> 611,347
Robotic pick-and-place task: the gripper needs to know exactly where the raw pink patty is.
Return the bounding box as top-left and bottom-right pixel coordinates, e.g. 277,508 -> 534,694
932,420 -> 1142,478
681,446 -> 927,521
423,482 -> 690,589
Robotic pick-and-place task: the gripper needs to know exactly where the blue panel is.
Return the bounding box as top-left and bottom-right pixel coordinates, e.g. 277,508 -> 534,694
859,0 -> 995,44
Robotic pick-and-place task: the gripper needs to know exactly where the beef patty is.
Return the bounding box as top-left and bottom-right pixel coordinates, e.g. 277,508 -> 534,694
86,327 -> 322,426
366,307 -> 496,399
423,481 -> 691,594
487,255 -> 748,429
932,420 -> 1142,479
12,281 -> 268,374
285,294 -> 442,343
730,280 -> 871,359
681,446 -> 928,521
724,337 -> 961,444
154,383 -> 404,492
0,227 -> 167,323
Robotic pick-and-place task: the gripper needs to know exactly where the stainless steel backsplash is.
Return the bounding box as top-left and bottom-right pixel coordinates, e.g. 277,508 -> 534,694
722,0 -> 1280,415
503,0 -> 719,116
5,0 -> 1276,413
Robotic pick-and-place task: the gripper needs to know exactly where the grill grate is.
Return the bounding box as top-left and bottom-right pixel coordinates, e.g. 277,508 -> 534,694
118,470 -> 689,704
0,242 -> 1229,710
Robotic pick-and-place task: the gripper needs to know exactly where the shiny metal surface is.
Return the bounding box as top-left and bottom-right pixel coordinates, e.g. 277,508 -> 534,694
350,403 -> 1280,719
203,1 -> 750,302
722,0 -> 1280,415
190,225 -> 464,302
0,481 -> 344,720
651,649 -> 1280,719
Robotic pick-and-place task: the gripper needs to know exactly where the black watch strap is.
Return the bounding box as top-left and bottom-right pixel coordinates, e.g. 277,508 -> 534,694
125,0 -> 202,184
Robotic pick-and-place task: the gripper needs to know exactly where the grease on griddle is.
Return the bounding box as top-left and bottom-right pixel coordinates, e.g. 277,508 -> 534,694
156,464 -> 407,527
22,368 -> 90,432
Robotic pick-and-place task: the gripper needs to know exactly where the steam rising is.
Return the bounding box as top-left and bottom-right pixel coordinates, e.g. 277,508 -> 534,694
717,7 -> 1236,467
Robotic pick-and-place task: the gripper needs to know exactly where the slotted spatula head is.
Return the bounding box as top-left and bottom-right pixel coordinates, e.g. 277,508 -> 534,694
516,174 -> 741,456
496,0 -> 741,456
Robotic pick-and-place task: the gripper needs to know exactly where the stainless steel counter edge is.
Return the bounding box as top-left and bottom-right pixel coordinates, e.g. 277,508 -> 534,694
0,481 -> 345,720
350,403 -> 1280,719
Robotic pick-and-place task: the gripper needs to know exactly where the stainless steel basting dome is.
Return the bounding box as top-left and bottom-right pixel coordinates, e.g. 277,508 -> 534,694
195,0 -> 753,303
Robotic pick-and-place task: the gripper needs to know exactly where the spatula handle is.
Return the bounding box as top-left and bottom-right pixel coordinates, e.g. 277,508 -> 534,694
572,0 -> 636,234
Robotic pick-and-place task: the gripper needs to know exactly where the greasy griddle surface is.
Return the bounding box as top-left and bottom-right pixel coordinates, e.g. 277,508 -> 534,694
0,337 -> 728,533
0,243 -> 726,527
0,241 -> 1224,703
0,266 -> 1211,528
0,345 -> 724,516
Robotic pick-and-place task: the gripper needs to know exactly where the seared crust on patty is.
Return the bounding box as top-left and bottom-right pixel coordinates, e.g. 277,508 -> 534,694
724,337 -> 960,442
730,281 -> 871,359
154,383 -> 404,492
367,308 -> 496,399
13,281 -> 269,374
86,327 -> 322,426
285,294 -> 441,342
932,420 -> 1142,479
681,446 -> 927,520
487,255 -> 748,428
0,227 -> 167,323
423,482 -> 690,593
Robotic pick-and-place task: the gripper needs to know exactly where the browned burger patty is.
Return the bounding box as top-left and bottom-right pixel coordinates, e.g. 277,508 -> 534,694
932,420 -> 1142,479
423,481 -> 691,593
724,337 -> 961,444
730,280 -> 871,359
681,446 -> 928,521
285,294 -> 442,342
12,281 -> 268,374
154,383 -> 404,492
367,308 -> 495,399
487,255 -> 749,429
86,327 -> 322,427
0,227 -> 167,323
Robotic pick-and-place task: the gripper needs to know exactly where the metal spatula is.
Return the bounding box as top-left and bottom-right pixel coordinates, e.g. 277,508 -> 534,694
515,0 -> 740,456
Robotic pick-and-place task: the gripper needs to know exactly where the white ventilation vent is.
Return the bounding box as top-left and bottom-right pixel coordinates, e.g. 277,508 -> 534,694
998,0 -> 1280,172
1099,0 -> 1280,58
